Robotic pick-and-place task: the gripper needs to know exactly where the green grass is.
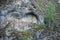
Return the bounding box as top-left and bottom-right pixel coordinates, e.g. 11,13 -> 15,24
45,1 -> 55,22
44,1 -> 57,31
23,36 -> 29,40
32,23 -> 44,30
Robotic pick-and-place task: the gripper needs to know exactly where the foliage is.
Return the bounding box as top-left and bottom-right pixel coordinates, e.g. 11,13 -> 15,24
14,30 -> 32,40
23,36 -> 29,40
44,1 -> 56,30
46,27 -> 54,31
32,24 -> 44,30
45,1 -> 55,23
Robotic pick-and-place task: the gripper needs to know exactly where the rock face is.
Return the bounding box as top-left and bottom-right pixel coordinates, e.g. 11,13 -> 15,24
0,0 -> 59,40
0,0 -> 44,40
0,0 -> 44,29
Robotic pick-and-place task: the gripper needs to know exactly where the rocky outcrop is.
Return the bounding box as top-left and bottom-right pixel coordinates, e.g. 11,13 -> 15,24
0,0 -> 59,40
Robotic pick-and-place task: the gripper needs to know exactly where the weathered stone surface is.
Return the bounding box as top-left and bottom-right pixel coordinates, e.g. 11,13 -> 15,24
0,0 -> 59,40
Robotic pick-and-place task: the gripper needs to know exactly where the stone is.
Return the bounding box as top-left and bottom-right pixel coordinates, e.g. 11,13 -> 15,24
0,0 -> 45,40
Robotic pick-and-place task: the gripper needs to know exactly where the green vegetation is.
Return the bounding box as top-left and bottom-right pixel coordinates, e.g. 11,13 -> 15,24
33,0 -> 56,31
32,24 -> 44,30
46,27 -> 54,31
44,1 -> 56,30
14,23 -> 44,40
14,30 -> 32,40
17,30 -> 32,36
23,36 -> 29,40
45,1 -> 55,22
